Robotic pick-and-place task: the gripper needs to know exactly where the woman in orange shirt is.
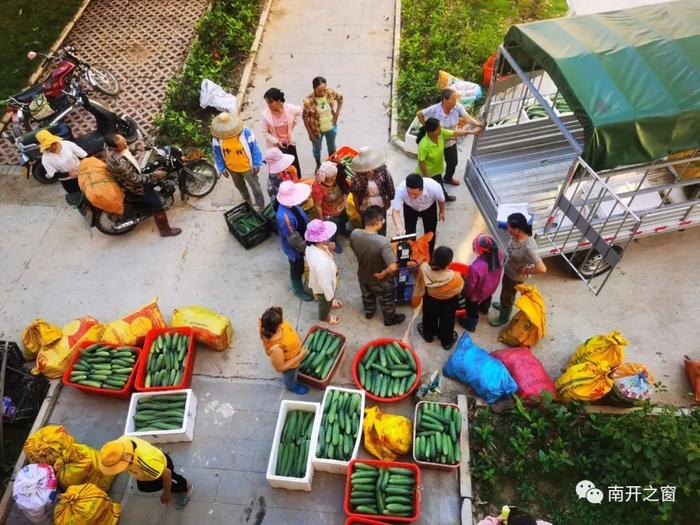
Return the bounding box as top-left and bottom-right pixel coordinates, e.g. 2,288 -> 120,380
259,306 -> 310,394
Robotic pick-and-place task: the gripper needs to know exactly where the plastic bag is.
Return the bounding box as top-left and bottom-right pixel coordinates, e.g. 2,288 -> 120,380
499,284 -> 546,347
607,363 -> 654,406
78,157 -> 124,215
437,70 -> 482,107
555,361 -> 613,402
199,78 -> 237,113
362,405 -> 412,461
54,444 -> 113,492
61,317 -> 104,352
491,347 -> 556,402
172,305 -> 232,351
53,483 -> 120,525
567,331 -> 627,369
443,333 -> 517,404
24,425 -> 75,466
22,320 -> 62,361
414,370 -> 443,402
684,356 -> 700,402
13,464 -> 58,525
101,297 -> 166,346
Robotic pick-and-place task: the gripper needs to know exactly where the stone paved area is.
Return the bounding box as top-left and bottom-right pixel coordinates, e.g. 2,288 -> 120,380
0,0 -> 208,164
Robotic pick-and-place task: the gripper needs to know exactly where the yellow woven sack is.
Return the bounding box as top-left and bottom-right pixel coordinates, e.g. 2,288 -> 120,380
54,483 -> 120,525
24,425 -> 75,465
172,305 -> 233,351
21,319 -> 62,360
101,297 -> 166,346
567,331 -> 627,369
54,444 -> 113,492
555,361 -> 613,402
362,406 -> 412,461
346,193 -> 362,228
499,284 -> 546,347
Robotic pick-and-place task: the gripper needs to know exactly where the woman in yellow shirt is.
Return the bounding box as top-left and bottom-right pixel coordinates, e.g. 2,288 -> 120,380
259,306 -> 310,394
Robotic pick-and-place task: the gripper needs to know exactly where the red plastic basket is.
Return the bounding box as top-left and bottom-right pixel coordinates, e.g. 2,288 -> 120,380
345,518 -> 387,525
327,145 -> 358,163
448,262 -> 470,318
352,338 -> 422,402
62,341 -> 144,399
134,327 -> 196,392
344,459 -> 421,522
297,325 -> 347,389
412,401 -> 461,471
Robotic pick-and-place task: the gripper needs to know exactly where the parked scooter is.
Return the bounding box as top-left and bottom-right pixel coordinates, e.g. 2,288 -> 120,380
70,146 -> 218,236
14,93 -> 139,184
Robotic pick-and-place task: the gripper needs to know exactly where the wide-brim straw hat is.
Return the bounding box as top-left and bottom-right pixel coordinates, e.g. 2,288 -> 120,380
351,146 -> 385,172
211,112 -> 244,139
276,180 -> 311,207
304,219 -> 337,242
36,129 -> 61,153
265,147 -> 295,173
98,437 -> 135,475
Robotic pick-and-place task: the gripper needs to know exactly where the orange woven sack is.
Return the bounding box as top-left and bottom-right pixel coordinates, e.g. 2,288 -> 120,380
53,443 -> 113,492
101,297 -> 166,346
24,425 -> 75,465
684,356 -> 700,402
53,483 -> 120,525
78,157 -> 124,215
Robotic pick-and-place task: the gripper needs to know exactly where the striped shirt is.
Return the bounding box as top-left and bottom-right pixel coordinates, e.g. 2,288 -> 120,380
127,438 -> 167,481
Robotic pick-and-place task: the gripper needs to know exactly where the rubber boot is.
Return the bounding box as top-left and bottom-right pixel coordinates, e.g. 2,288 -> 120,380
291,278 -> 313,302
153,211 -> 182,237
289,383 -> 309,395
489,306 -> 513,327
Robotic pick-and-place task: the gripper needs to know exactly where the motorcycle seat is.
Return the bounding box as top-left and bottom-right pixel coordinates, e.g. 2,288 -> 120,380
20,123 -> 72,145
10,85 -> 45,104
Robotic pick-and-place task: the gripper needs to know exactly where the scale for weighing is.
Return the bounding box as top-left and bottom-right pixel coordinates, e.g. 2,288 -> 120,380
391,233 -> 417,304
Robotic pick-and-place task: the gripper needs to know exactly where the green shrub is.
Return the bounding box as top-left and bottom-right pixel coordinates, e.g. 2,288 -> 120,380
470,396 -> 700,524
397,0 -> 568,133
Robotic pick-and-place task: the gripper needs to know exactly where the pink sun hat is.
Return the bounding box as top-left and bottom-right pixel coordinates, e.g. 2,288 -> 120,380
264,147 -> 295,173
276,180 -> 311,207
304,219 -> 337,243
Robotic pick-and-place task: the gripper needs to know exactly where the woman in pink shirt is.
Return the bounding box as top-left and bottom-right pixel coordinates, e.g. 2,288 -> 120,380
459,233 -> 504,332
262,88 -> 303,176
477,506 -> 551,525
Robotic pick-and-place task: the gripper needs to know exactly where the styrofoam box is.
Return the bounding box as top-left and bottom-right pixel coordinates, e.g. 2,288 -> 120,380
266,400 -> 321,491
124,389 -> 197,444
311,386 -> 366,474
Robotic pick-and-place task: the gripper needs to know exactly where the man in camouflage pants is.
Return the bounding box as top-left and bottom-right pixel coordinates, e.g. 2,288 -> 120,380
349,206 -> 406,326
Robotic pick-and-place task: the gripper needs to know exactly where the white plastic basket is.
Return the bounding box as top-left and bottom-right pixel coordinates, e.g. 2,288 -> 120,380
124,389 -> 197,443
311,386 -> 366,474
266,400 -> 320,491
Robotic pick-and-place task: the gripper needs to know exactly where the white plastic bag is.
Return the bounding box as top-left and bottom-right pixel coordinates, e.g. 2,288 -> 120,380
12,464 -> 58,525
200,79 -> 238,113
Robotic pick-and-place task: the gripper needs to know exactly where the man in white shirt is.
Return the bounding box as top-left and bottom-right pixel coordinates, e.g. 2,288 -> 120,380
36,129 -> 87,193
391,174 -> 445,254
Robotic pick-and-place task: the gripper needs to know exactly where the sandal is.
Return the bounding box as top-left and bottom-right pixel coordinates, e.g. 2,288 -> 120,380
175,483 -> 194,510
322,316 -> 341,325
331,299 -> 343,309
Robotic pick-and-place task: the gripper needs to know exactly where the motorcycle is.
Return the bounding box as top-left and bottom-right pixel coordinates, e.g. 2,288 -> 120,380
72,146 -> 219,236
1,46 -> 119,138
14,92 -> 140,184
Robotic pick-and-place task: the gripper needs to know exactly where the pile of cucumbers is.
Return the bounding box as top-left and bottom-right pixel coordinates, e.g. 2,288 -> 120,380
144,332 -> 190,388
299,328 -> 344,381
232,212 -> 266,236
316,389 -> 362,462
554,97 -> 571,114
525,102 -> 548,120
69,344 -> 137,391
133,393 -> 187,432
349,462 -> 416,517
414,402 -> 462,465
356,341 -> 417,399
275,410 -> 315,478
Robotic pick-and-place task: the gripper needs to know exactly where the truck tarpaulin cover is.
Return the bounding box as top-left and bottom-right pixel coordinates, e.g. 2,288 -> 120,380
504,1 -> 700,171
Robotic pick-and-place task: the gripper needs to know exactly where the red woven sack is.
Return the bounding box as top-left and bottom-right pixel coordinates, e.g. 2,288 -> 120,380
492,347 -> 556,402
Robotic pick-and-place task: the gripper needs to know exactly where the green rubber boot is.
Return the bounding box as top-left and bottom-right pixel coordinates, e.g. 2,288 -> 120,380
489,306 -> 512,327
291,278 -> 314,302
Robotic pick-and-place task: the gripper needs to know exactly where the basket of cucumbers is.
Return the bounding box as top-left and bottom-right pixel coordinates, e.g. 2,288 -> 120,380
412,401 -> 462,470
344,518 -> 386,525
125,389 -> 197,443
135,327 -> 196,392
62,341 -> 142,398
344,459 -> 421,522
298,326 -> 347,389
352,338 -> 421,402
312,387 -> 365,473
224,202 -> 271,249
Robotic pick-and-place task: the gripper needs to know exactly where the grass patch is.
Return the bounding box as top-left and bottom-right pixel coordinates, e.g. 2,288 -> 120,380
0,0 -> 84,99
397,0 -> 568,133
154,0 -> 261,151
470,397 -> 700,524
